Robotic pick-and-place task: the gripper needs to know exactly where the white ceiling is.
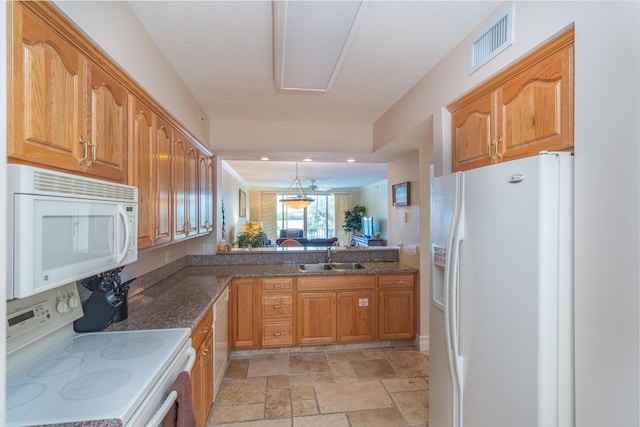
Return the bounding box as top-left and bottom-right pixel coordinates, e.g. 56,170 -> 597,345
127,0 -> 501,190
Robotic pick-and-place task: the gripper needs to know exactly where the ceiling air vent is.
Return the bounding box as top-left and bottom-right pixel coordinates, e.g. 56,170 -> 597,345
469,5 -> 514,74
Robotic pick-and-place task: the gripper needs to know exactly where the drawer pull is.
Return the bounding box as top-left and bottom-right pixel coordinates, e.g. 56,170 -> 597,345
272,332 -> 282,337
272,284 -> 283,288
393,280 -> 405,284
272,305 -> 282,309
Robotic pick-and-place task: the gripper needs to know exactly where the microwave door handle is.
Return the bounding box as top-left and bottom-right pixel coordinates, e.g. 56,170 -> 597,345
116,205 -> 130,264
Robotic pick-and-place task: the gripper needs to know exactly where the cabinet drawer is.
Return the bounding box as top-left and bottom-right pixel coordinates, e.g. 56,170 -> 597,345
262,321 -> 293,347
191,307 -> 213,351
298,275 -> 375,291
261,277 -> 294,292
262,295 -> 293,318
378,274 -> 415,289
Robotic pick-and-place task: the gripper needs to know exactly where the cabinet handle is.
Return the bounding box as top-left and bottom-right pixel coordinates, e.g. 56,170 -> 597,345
272,332 -> 282,337
87,140 -> 97,168
495,136 -> 503,160
393,280 -> 405,284
79,136 -> 90,166
201,327 -> 210,334
272,284 -> 283,288
272,305 -> 282,309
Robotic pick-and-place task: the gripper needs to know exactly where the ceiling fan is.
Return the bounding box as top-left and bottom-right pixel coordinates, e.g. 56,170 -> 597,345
308,179 -> 331,192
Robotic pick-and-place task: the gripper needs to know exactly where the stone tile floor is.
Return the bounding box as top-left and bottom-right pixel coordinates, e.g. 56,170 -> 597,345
206,347 -> 429,426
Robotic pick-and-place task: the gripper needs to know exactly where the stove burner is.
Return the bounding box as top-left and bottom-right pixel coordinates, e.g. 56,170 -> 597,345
60,368 -> 131,400
29,356 -> 83,378
7,383 -> 46,409
66,336 -> 111,353
101,336 -> 163,360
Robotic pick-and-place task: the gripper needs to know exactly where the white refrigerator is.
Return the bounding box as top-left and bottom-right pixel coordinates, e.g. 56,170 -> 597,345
429,152 -> 574,427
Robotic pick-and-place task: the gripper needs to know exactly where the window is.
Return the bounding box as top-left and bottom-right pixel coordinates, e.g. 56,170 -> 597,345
277,193 -> 335,238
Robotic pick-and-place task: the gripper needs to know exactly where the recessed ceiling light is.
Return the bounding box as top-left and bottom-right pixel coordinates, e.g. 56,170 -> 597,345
303,158 -> 313,162
347,158 -> 356,163
260,157 -> 270,161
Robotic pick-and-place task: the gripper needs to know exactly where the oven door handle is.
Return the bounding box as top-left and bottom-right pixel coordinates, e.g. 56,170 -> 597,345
145,347 -> 196,427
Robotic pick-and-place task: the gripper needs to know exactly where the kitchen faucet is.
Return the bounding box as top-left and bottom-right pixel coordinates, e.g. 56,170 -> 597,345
326,242 -> 338,263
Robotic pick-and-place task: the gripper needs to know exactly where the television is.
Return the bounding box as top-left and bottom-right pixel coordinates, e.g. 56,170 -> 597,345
361,216 -> 374,238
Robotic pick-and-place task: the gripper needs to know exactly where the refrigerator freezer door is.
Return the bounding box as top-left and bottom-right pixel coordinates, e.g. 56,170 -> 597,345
430,171 -> 462,427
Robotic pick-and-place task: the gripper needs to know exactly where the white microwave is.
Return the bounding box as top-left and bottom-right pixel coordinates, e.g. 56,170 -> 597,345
7,165 -> 138,300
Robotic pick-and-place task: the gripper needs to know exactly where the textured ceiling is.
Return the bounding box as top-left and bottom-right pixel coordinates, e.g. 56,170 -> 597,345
127,1 -> 501,189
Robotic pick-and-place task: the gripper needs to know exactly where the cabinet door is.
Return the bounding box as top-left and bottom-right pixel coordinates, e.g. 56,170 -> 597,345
8,4 -> 84,171
85,60 -> 127,181
450,93 -> 496,171
496,44 -> 574,161
231,279 -> 260,348
378,289 -> 415,340
192,330 -> 213,427
153,116 -> 173,246
337,290 -> 376,342
185,144 -> 199,236
128,97 -> 154,250
198,155 -> 214,235
172,135 -> 188,240
297,292 -> 336,345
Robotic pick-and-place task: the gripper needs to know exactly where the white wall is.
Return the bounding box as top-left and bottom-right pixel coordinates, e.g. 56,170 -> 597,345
374,1 -> 640,425
52,1 -> 210,145
221,161 -> 251,244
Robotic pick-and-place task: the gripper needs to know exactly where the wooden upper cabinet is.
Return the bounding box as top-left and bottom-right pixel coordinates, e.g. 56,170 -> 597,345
8,4 -> 84,172
451,94 -> 496,171
172,132 -> 188,241
198,155 -> 214,235
85,61 -> 128,181
8,3 -> 128,181
449,28 -> 574,172
153,117 -> 173,247
185,144 -> 199,237
128,98 -> 173,251
128,96 -> 154,250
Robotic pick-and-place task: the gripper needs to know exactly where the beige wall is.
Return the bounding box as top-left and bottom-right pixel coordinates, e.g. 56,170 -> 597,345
220,162 -> 251,244
357,180 -> 388,239
374,2 -> 640,425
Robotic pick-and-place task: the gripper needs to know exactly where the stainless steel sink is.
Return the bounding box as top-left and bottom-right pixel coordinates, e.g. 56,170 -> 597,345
329,263 -> 365,270
298,263 -> 332,271
297,263 -> 366,271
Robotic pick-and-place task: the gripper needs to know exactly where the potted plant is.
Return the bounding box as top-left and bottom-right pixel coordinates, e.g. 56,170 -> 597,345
343,205 -> 366,242
237,222 -> 263,248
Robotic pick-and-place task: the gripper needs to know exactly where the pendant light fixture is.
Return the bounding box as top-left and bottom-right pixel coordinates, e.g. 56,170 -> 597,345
280,162 -> 314,209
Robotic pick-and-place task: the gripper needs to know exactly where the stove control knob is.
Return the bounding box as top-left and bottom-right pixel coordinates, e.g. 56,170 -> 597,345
68,295 -> 79,309
56,300 -> 69,313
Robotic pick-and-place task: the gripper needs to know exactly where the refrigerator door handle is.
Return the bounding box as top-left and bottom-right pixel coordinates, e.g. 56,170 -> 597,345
444,173 -> 465,427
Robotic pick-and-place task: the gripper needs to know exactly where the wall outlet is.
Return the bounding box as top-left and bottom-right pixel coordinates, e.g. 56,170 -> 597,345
411,245 -> 419,256
203,243 -> 214,254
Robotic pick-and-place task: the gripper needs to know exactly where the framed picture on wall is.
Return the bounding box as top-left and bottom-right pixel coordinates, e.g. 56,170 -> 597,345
392,182 -> 409,206
239,189 -> 247,217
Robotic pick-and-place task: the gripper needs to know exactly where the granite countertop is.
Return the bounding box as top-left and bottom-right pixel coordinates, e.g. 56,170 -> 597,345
107,261 -> 418,334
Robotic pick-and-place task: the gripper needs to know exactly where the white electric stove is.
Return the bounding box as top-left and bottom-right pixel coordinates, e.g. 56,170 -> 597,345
6,283 -> 193,427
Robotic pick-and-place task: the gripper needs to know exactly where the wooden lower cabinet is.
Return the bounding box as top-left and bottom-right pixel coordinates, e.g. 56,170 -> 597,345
297,276 -> 376,345
230,278 -> 260,348
261,278 -> 295,347
191,309 -> 214,427
337,290 -> 376,342
229,274 -> 416,350
297,292 -> 337,345
378,275 -> 416,340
